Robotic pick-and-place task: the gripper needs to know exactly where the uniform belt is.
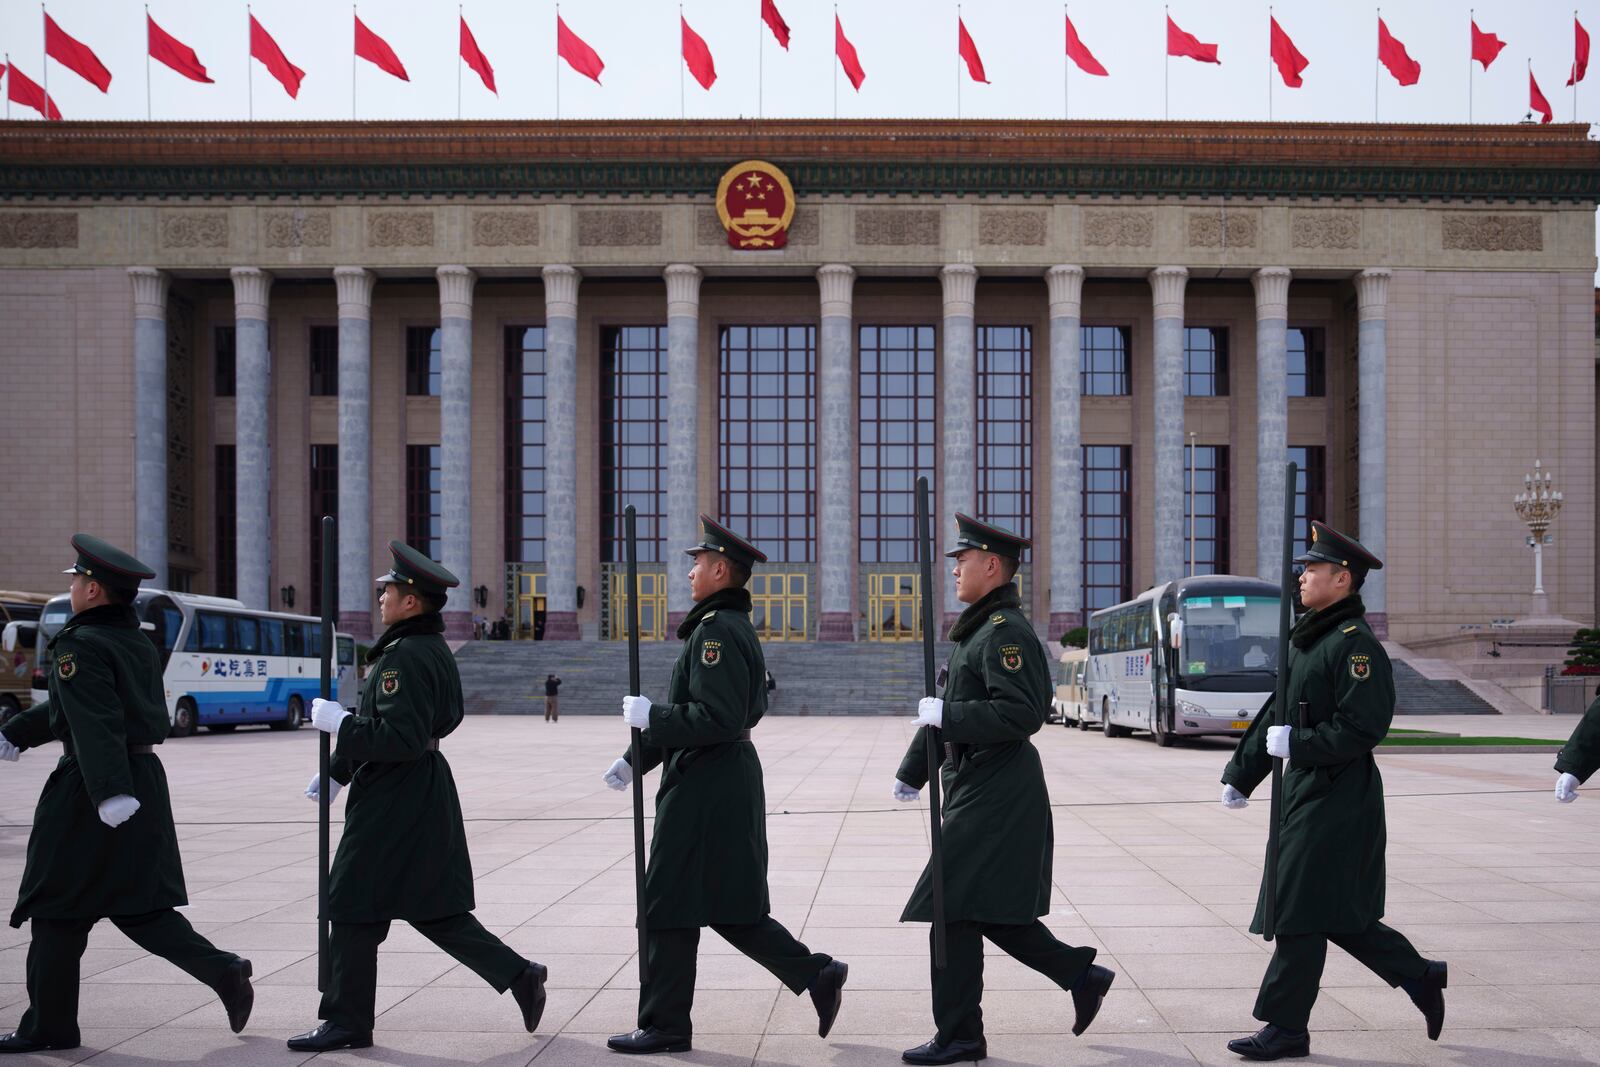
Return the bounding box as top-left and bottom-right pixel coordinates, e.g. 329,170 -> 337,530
62,740 -> 154,757
736,729 -> 752,741
425,739 -> 440,752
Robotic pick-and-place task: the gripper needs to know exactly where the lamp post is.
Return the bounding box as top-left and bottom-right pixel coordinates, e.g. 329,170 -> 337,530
1513,459 -> 1563,618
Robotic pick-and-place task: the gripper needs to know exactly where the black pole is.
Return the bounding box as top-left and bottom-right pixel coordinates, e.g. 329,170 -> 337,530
317,514 -> 335,992
625,506 -> 650,984
1262,462 -> 1297,943
915,477 -> 947,969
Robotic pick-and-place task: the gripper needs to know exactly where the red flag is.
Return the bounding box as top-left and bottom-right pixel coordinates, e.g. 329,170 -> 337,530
761,0 -> 790,50
460,16 -> 496,94
250,14 -> 305,99
147,14 -> 213,84
7,63 -> 62,120
681,15 -> 716,90
1470,20 -> 1505,71
1530,68 -> 1553,123
835,14 -> 865,91
556,15 -> 604,84
1269,16 -> 1308,88
957,18 -> 989,84
1569,16 -> 1590,86
1378,18 -> 1420,86
354,14 -> 408,81
44,13 -> 111,92
1065,15 -> 1108,76
1167,15 -> 1219,65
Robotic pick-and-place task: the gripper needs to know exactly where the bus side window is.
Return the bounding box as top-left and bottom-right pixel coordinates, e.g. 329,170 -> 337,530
184,621 -> 201,652
233,616 -> 261,655
260,619 -> 285,657
337,636 -> 355,667
285,623 -> 304,659
304,622 -> 324,658
198,612 -> 229,653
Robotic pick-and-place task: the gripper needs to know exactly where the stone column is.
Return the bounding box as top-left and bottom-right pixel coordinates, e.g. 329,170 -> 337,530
664,264 -> 703,631
816,264 -> 857,640
1253,267 -> 1291,582
1046,265 -> 1084,637
334,267 -> 375,640
437,265 -> 477,641
129,268 -> 169,588
1356,268 -> 1391,637
230,267 -> 273,610
1149,266 -> 1188,586
940,264 -> 979,628
541,265 -> 582,640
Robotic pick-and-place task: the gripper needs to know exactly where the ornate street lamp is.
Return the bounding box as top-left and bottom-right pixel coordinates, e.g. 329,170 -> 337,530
1513,460 -> 1562,617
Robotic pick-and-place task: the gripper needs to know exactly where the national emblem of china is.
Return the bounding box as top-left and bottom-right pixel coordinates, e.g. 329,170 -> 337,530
716,160 -> 796,249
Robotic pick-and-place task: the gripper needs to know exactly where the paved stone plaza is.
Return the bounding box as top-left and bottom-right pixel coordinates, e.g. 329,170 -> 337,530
0,715 -> 1595,1066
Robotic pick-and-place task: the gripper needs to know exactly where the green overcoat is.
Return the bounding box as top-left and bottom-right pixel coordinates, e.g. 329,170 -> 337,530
1222,594 -> 1393,937
623,587 -> 772,929
1,604 -> 187,927
896,583 -> 1055,926
327,612 -> 475,923
1555,694 -> 1600,784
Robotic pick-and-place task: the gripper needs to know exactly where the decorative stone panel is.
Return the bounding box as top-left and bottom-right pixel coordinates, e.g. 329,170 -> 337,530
855,209 -> 940,246
1082,209 -> 1153,248
471,210 -> 541,247
577,209 -> 662,247
263,210 -> 332,248
1290,212 -> 1360,249
366,212 -> 434,248
979,209 -> 1047,246
0,211 -> 78,249
1441,213 -> 1543,252
698,207 -> 818,246
1187,210 -> 1258,249
788,211 -> 819,245
160,212 -> 228,249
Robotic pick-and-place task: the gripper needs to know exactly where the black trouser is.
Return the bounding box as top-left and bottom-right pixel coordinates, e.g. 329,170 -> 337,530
637,918 -> 830,1037
932,920 -> 1097,1045
320,914 -> 528,1032
1253,922 -> 1429,1031
18,910 -> 240,1046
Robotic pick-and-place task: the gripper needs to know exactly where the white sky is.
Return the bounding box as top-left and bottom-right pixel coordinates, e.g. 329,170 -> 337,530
3,0 -> 1597,278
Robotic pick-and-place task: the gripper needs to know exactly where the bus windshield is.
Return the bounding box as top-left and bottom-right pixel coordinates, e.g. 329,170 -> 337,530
1177,595 -> 1280,687
38,600 -> 71,642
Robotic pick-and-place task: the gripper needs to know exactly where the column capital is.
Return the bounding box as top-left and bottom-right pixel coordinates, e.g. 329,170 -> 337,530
1355,268 -> 1391,322
541,264 -> 581,318
229,267 -> 273,321
1147,266 -> 1189,320
128,267 -> 169,322
333,267 -> 376,321
1045,265 -> 1085,318
816,264 -> 856,318
664,263 -> 703,317
940,264 -> 979,317
1251,267 -> 1292,320
436,265 -> 478,319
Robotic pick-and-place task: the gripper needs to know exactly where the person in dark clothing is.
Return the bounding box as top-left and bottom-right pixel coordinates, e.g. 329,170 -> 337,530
545,673 -> 561,722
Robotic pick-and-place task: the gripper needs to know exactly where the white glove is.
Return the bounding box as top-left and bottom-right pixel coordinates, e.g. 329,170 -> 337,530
1221,784 -> 1250,809
892,780 -> 921,803
305,771 -> 342,804
1266,724 -> 1291,760
97,794 -> 141,828
0,738 -> 19,762
913,696 -> 944,729
603,757 -> 632,791
311,697 -> 351,736
1556,772 -> 1581,803
622,695 -> 652,730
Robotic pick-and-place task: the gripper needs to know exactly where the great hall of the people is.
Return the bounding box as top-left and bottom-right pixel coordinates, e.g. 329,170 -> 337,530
1,119 -> 1596,652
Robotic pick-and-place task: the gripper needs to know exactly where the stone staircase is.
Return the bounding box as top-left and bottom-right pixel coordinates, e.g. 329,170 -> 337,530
1390,659 -> 1499,715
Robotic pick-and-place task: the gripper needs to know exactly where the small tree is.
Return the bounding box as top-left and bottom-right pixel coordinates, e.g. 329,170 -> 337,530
1058,626 -> 1088,649
1561,628 -> 1600,675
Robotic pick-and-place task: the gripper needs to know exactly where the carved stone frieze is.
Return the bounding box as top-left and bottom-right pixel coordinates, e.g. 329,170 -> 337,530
366,212 -> 435,248
471,210 -> 541,247
1187,210 -> 1258,249
1082,209 -> 1153,248
699,207 -> 817,246
979,209 -> 1047,246
0,212 -> 78,248
1290,212 -> 1360,249
1441,213 -> 1543,251
263,210 -> 332,248
577,209 -> 662,247
160,212 -> 228,249
855,208 -> 940,246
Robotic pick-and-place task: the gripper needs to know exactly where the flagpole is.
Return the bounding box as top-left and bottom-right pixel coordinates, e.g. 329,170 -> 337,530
40,3 -> 47,121
1063,3 -> 1069,120
1164,4 -> 1169,121
352,5 -> 358,120
679,3 -> 685,121
1575,9 -> 1581,124
757,2 -> 763,120
833,3 -> 838,120
1268,6 -> 1274,122
1468,9 -> 1473,124
4,54 -> 10,120
457,3 -> 463,121
145,3 -> 152,121
956,3 -> 962,121
247,2 -> 254,121
1374,7 -> 1380,123
554,4 -> 561,122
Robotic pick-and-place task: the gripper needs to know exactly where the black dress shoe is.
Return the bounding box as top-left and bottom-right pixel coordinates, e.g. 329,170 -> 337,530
0,1032 -> 78,1054
286,1022 -> 374,1052
1406,960 -> 1447,1041
1226,1024 -> 1310,1061
509,962 -> 548,1033
214,957 -> 254,1034
1070,963 -> 1115,1036
901,1036 -> 987,1065
808,959 -> 848,1038
606,1027 -> 692,1054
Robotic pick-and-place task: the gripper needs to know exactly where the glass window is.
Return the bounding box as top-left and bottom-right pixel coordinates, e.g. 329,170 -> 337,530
1082,445 -> 1131,612
406,445 -> 441,561
1184,444 -> 1231,575
406,326 -> 441,396
233,616 -> 260,654
977,326 -> 1033,541
214,326 -> 236,397
505,326 -> 548,564
1184,327 -> 1229,397
859,325 -> 936,563
197,611 -> 229,652
1287,327 -> 1326,398
1289,445 -> 1327,550
309,444 -> 338,615
719,325 -> 816,563
601,327 -> 667,563
337,636 -> 355,666
303,622 -> 324,658
309,325 -> 339,397
285,622 -> 305,658
1081,325 -> 1130,396
260,619 -> 285,656
1179,595 -> 1281,679
214,445 -> 236,599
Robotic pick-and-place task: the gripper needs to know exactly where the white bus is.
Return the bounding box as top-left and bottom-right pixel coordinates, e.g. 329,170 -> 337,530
1086,575 -> 1282,746
28,590 -> 357,737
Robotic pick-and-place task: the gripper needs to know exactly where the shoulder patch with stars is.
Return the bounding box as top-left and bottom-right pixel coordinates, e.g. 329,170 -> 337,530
998,643 -> 1024,673
1348,654 -> 1372,681
380,668 -> 401,696
990,613 -> 1007,627
700,639 -> 722,667
56,652 -> 76,681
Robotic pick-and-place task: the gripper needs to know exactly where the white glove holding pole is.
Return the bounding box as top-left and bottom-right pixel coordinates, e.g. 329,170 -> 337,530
913,696 -> 944,730
97,794 -> 141,828
892,780 -> 921,803
1265,725 -> 1291,760
1221,784 -> 1250,810
311,697 -> 351,736
305,772 -> 341,804
0,737 -> 19,762
603,757 -> 633,791
621,695 -> 652,730
1556,772 -> 1581,803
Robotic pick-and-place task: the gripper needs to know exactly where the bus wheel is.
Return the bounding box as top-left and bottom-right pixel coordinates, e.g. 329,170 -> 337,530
0,695 -> 18,726
1155,709 -> 1176,747
1101,700 -> 1121,738
270,696 -> 305,731
171,698 -> 197,738
1078,708 -> 1091,731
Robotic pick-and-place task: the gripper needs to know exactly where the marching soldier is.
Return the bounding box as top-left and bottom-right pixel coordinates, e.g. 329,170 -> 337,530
601,515 -> 848,1054
1220,521 -> 1447,1061
289,541 -> 547,1051
1554,691 -> 1600,802
0,535 -> 254,1053
892,514 -> 1115,1066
